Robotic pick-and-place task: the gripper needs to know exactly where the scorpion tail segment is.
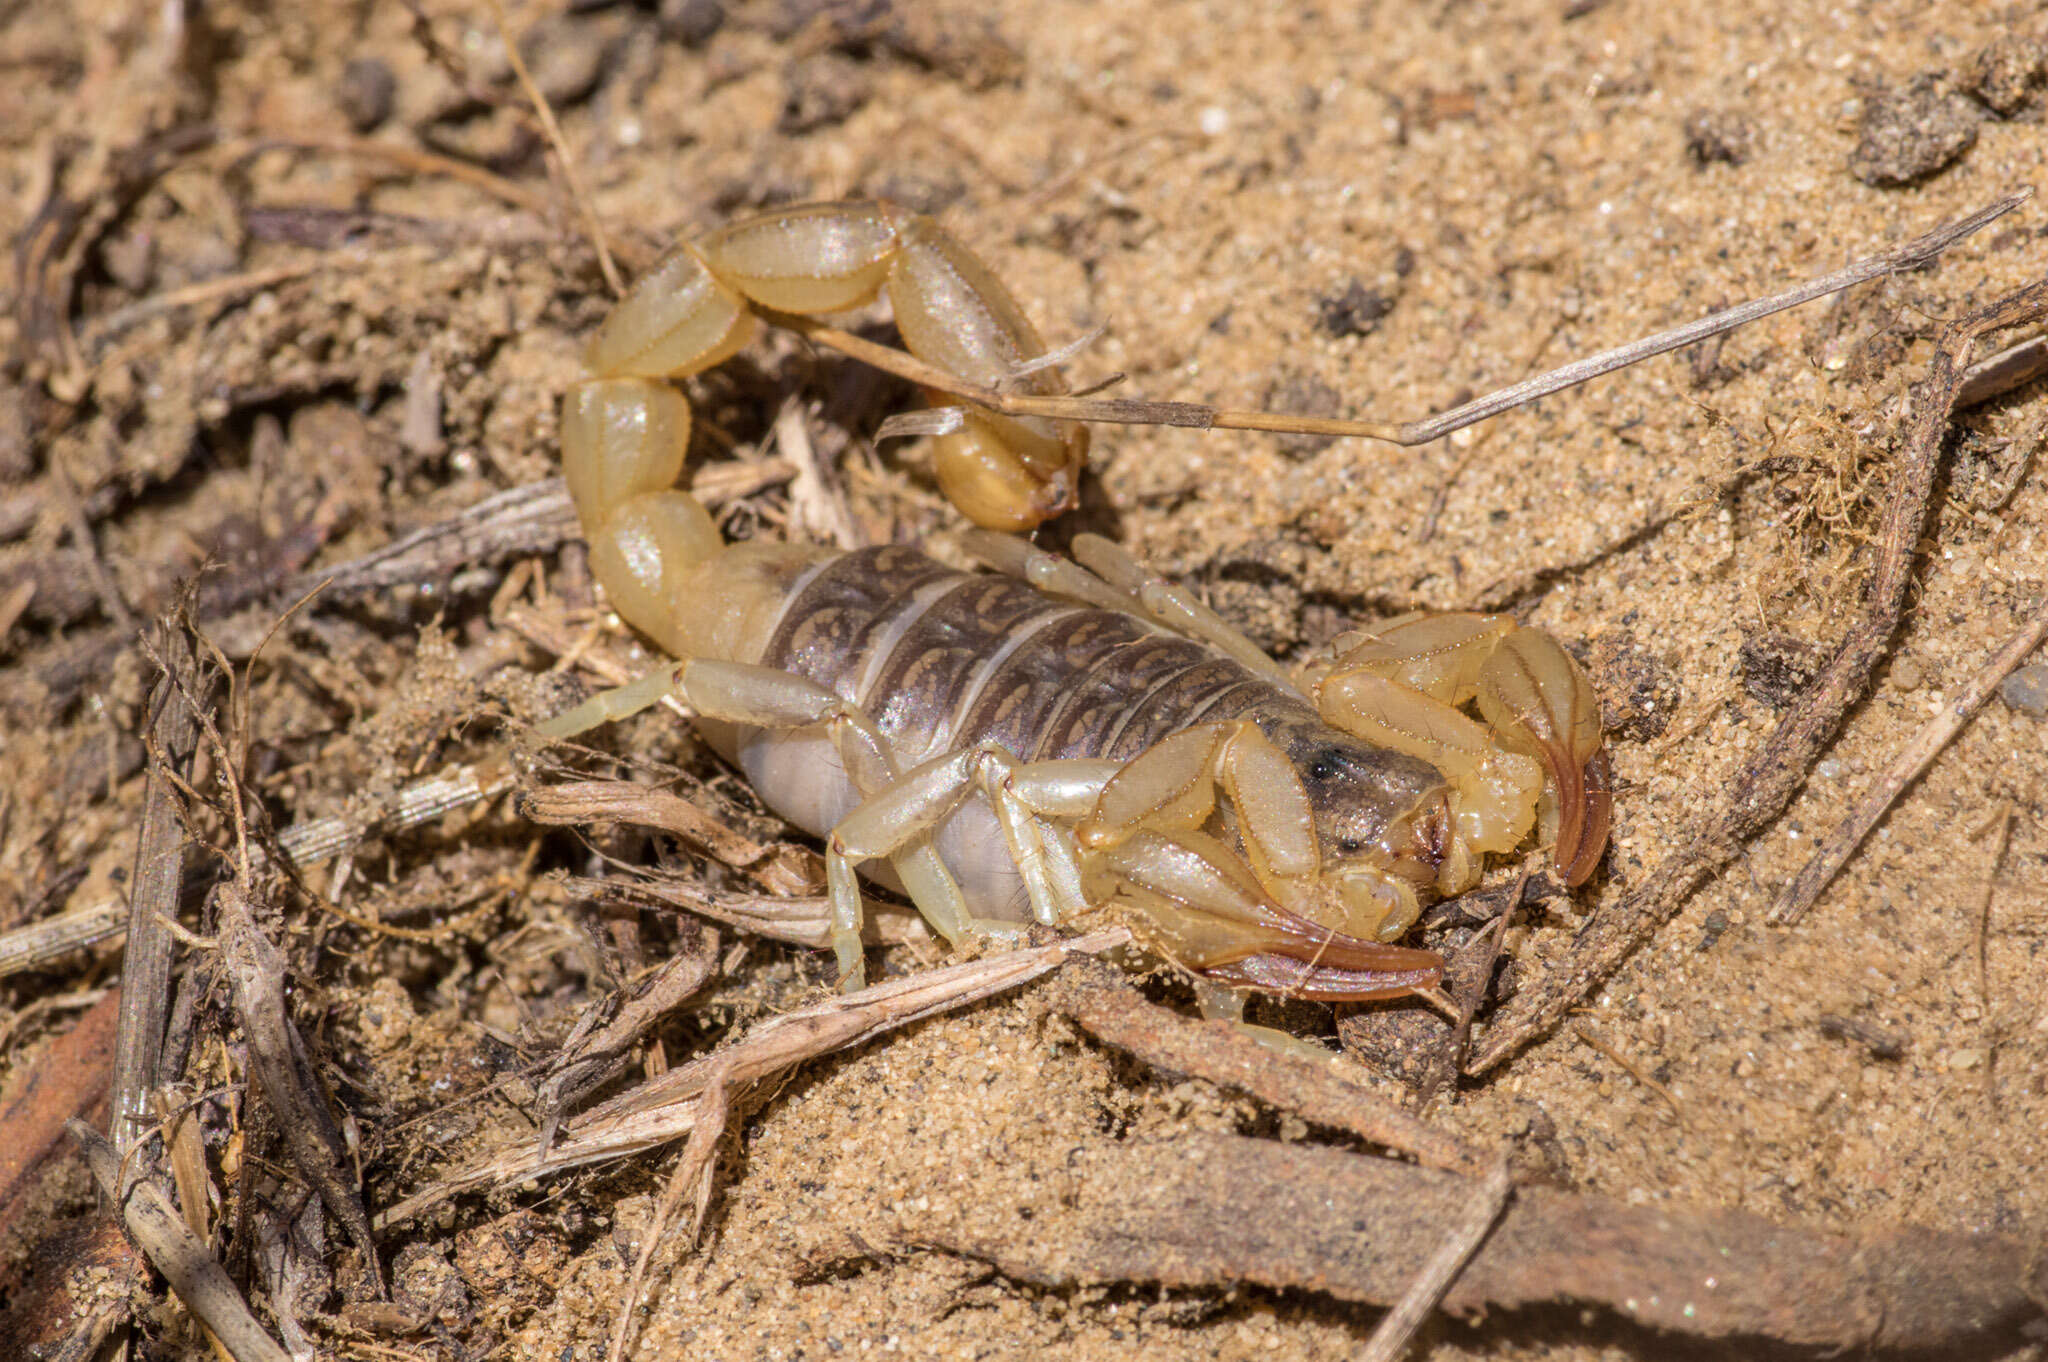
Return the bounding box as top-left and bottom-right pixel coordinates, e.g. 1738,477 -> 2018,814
580,201 -> 1085,534
886,215 -> 1087,531
585,244 -> 758,381
1473,632 -> 1610,886
561,379 -> 725,648
930,413 -> 1081,532
695,201 -> 901,314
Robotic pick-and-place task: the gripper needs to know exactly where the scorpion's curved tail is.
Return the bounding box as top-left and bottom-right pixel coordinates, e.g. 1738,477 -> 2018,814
561,201 -> 1089,651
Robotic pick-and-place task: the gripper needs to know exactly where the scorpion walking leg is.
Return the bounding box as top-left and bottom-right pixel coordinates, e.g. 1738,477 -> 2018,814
829,747 -> 1120,947
1303,614 -> 1610,886
654,658 -> 979,988
961,530 -> 1294,693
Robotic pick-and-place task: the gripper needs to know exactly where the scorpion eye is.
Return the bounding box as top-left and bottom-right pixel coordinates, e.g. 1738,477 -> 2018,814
1307,750 -> 1346,783
1335,835 -> 1367,855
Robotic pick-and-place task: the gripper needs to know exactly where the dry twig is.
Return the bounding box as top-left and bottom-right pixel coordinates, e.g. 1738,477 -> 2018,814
1471,270 -> 2048,1073
1043,958 -> 1489,1178
777,194 -> 2024,452
70,1120 -> 291,1362
1358,1157 -> 1513,1362
1771,594 -> 2048,923
377,929 -> 1131,1229
919,1131 -> 2047,1350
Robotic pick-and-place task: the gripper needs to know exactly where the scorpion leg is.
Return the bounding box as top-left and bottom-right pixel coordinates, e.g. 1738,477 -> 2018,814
962,531 -> 1296,692
1304,613 -> 1610,886
1067,535 -> 1297,692
659,658 -> 969,989
829,747 -> 1119,943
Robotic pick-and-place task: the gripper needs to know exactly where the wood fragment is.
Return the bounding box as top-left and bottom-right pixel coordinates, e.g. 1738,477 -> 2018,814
537,929 -> 721,1155
1771,594 -> 2048,924
917,1131 -> 2047,1351
0,989 -> 121,1227
0,1219 -> 141,1361
487,0 -> 620,295
111,616 -> 207,1153
1472,271 -> 2048,1073
523,779 -> 818,897
378,930 -> 1130,1229
1417,865 -> 1527,1109
568,872 -> 927,951
1358,1157 -> 1512,1362
70,1120 -> 293,1362
0,759 -> 515,979
1043,958 -> 1489,1178
216,881 -> 385,1295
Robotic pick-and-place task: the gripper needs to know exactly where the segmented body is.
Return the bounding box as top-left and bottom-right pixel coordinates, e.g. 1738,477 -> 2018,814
711,544 -> 1445,927
544,198 -> 1610,999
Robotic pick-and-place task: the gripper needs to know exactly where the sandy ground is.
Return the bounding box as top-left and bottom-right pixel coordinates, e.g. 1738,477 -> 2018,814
2,0 -> 2046,1358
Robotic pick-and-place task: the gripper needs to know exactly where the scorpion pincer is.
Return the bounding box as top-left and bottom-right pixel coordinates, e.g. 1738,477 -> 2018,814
540,199 -> 1612,1002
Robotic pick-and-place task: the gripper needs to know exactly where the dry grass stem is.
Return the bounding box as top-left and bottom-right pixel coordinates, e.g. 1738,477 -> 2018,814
378,929 -> 1130,1229
1771,592 -> 2048,923
1357,1157 -> 1514,1362
1472,271 -> 2048,1073
70,1120 -> 291,1362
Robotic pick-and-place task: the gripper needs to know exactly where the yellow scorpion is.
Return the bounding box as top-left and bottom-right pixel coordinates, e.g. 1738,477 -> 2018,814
540,200 -> 1611,1001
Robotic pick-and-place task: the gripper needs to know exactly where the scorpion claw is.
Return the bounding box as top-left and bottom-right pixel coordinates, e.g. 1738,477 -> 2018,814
1197,900 -> 1444,1001
1200,946 -> 1444,1002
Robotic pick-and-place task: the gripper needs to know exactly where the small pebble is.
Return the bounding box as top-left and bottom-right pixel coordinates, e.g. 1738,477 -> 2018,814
1316,280 -> 1395,339
660,0 -> 725,47
1997,663 -> 2048,717
1965,34 -> 2047,115
779,52 -> 873,133
1683,107 -> 1755,166
338,57 -> 397,132
1889,655 -> 1925,691
520,16 -> 609,107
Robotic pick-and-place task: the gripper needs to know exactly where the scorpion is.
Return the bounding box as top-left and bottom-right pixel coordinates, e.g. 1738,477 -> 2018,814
536,198 -> 1611,1003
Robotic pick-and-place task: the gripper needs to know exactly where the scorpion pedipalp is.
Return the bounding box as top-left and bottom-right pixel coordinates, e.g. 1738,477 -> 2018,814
1301,612 -> 1610,888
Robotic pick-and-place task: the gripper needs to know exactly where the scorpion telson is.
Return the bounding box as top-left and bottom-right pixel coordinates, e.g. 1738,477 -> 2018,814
538,197 -> 1613,1003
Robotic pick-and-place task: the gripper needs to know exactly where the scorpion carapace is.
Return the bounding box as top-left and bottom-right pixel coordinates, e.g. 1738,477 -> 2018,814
546,199 -> 1612,1001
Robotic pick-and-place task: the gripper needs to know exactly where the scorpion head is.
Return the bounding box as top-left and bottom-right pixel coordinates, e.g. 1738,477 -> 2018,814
1270,723 -> 1456,942
1078,716 -> 1456,1002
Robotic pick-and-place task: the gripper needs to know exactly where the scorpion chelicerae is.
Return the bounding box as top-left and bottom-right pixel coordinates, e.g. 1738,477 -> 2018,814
537,199 -> 1611,1002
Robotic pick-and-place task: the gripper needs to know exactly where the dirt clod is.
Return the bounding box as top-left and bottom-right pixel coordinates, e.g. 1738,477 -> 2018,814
780,51 -> 874,133
1586,630 -> 1683,742
1739,631 -> 1829,709
1965,33 -> 2047,115
1316,280 -> 1396,338
1684,107 -> 1756,166
338,57 -> 397,132
1849,77 -> 1981,186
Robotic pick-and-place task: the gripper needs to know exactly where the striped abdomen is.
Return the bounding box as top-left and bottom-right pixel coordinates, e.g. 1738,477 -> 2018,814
762,546 -> 1314,766
698,546 -> 1439,924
